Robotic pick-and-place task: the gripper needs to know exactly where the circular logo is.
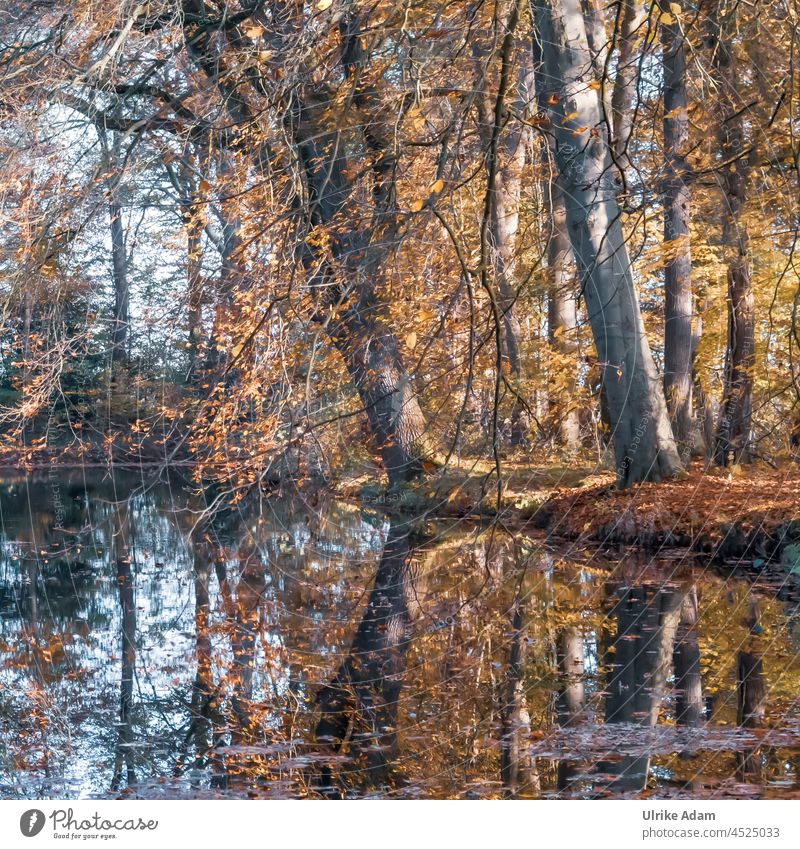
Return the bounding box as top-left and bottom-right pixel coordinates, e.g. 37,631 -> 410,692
20,810 -> 46,837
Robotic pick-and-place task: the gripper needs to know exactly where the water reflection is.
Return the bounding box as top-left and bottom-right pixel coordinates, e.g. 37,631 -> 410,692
596,582 -> 685,792
0,470 -> 799,799
315,518 -> 418,796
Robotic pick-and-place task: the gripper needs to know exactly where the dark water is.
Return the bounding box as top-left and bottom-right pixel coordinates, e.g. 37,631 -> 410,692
1,469 -> 799,799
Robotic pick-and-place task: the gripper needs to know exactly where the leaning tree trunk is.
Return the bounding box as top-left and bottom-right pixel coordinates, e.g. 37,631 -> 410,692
709,5 -> 755,466
533,0 -> 682,486
329,300 -> 431,485
181,1 -> 431,487
661,0 -> 695,453
293,37 -> 432,487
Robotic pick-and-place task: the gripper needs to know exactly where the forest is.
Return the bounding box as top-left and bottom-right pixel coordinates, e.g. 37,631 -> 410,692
1,0 -> 800,802
0,0 -> 799,501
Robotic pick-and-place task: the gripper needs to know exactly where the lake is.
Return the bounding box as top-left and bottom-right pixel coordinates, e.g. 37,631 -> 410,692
1,469 -> 799,799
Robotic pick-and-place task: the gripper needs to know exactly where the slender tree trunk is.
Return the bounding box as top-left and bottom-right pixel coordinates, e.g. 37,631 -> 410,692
533,0 -> 682,485
108,148 -> 129,363
692,300 -> 715,457
102,133 -> 129,365
486,106 -> 529,445
185,195 -> 204,382
109,201 -> 129,359
545,160 -> 581,449
610,0 -> 647,172
479,29 -> 535,445
661,0 -> 695,452
709,5 -> 755,465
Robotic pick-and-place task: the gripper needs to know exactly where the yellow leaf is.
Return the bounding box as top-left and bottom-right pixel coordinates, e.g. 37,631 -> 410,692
587,79 -> 601,91
660,11 -> 675,25
405,331 -> 417,350
429,178 -> 445,194
317,0 -> 332,9
669,2 -> 682,16
409,199 -> 424,212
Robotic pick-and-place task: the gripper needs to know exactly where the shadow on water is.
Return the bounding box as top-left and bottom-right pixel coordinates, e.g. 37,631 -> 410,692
1,469 -> 799,799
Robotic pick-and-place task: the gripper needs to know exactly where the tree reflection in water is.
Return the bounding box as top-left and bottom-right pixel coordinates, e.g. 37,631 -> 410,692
1,471 -> 799,799
596,582 -> 684,793
315,518 -> 420,796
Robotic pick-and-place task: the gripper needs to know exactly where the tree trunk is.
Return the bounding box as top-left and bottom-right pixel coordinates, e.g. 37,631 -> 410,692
293,78 -> 431,486
486,101 -> 530,446
533,0 -> 682,486
181,3 -> 431,485
330,312 -> 431,485
107,137 -> 129,364
545,162 -> 581,450
661,0 -> 695,452
478,31 -> 535,446
185,195 -> 204,382
610,0 -> 647,172
692,300 -> 715,457
709,5 -> 755,465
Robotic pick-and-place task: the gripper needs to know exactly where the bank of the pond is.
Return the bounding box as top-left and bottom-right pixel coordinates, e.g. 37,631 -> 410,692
4,440 -> 800,580
536,461 -> 800,579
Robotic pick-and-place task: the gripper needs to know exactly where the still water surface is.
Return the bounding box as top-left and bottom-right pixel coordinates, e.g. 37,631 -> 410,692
1,470 -> 799,799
